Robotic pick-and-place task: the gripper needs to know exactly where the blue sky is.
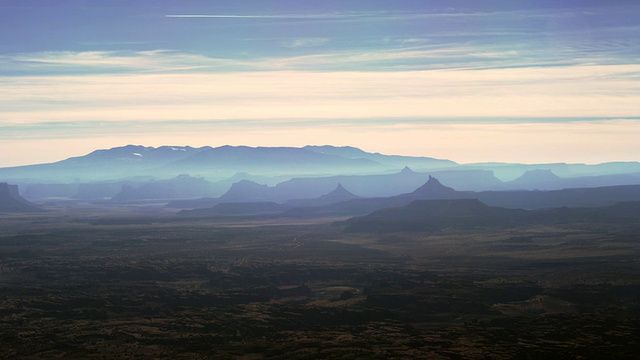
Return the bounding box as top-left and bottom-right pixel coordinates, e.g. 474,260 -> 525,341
1,0 -> 639,166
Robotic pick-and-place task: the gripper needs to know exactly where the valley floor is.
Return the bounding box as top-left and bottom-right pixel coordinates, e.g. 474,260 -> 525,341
1,208 -> 639,359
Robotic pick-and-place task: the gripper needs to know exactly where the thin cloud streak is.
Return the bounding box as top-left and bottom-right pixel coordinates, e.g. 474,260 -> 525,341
164,9 -> 591,21
166,14 -> 366,19
3,118 -> 639,140
1,50 -> 241,74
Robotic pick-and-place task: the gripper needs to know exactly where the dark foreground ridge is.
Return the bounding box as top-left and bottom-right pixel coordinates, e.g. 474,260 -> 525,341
343,198 -> 640,233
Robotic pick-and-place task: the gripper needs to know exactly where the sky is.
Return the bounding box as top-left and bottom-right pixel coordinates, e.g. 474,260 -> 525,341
1,0 -> 639,166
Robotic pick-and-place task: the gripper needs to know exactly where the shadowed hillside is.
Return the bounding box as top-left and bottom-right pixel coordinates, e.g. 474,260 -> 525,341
343,199 -> 526,232
343,199 -> 640,233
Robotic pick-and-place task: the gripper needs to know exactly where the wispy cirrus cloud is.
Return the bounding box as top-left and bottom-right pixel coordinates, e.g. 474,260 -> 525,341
164,9 -> 598,22
0,45 -> 540,75
281,38 -> 330,48
163,11 -> 503,21
0,50 -> 258,75
165,13 -> 368,19
160,7 -> 640,42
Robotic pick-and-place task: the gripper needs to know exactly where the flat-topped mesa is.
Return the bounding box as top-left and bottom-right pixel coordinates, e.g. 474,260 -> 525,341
0,182 -> 20,198
0,182 -> 41,212
219,180 -> 274,202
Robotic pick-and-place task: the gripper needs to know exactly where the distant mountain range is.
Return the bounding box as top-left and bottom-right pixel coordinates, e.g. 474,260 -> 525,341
3,143 -> 640,237
0,145 -> 456,183
1,145 -> 640,204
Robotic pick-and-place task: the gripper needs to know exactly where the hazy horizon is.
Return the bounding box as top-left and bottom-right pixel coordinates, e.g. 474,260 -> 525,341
2,0 -> 639,166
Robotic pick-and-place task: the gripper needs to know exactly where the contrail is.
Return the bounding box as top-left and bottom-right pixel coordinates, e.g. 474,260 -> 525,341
165,14 -> 365,19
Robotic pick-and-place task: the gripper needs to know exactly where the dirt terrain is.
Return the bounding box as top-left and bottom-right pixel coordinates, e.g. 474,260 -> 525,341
1,205 -> 639,359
